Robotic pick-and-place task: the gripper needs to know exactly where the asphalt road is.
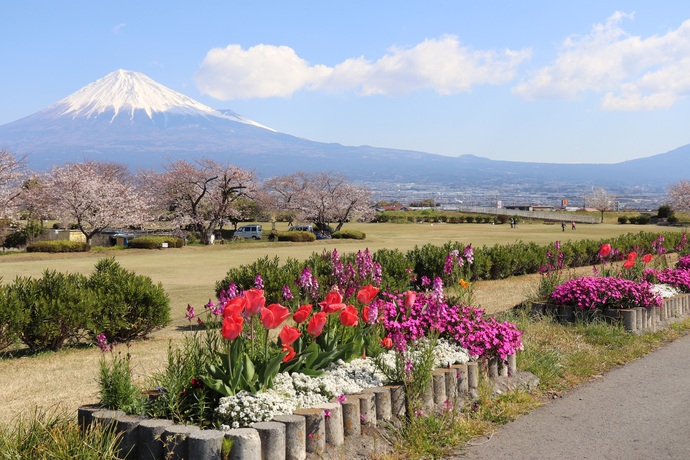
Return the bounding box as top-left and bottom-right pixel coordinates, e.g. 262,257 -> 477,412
452,333 -> 690,460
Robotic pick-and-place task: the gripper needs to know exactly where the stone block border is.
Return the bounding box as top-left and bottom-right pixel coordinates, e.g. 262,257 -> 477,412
79,358 -> 526,460
532,294 -> 690,334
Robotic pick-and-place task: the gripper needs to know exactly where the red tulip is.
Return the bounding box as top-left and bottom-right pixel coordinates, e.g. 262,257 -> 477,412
319,291 -> 346,314
221,314 -> 244,341
623,260 -> 635,269
245,288 -> 266,316
642,253 -> 653,264
293,304 -> 313,324
356,285 -> 379,305
380,337 -> 393,349
362,305 -> 371,323
627,251 -> 637,262
223,296 -> 245,317
282,345 -> 296,362
307,312 -> 327,337
279,325 -> 301,346
599,244 -> 612,258
404,291 -> 417,311
339,305 -> 359,327
261,303 -> 291,329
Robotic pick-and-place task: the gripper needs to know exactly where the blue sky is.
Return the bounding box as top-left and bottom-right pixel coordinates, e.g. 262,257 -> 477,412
4,1 -> 690,164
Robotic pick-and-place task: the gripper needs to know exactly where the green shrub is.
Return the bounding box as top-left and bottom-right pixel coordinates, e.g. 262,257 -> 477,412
26,240 -> 90,253
2,231 -> 27,248
374,248 -> 414,292
332,229 -> 366,240
668,215 -> 679,224
128,235 -> 184,249
657,205 -> 674,219
617,216 -> 628,224
0,284 -> 28,352
496,215 -> 509,224
275,231 -> 316,242
11,271 -> 94,351
216,255 -> 304,305
88,258 -> 171,342
635,214 -> 651,225
627,216 -> 638,224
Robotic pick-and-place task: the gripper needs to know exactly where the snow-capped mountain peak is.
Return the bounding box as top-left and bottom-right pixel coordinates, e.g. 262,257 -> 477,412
42,69 -> 273,130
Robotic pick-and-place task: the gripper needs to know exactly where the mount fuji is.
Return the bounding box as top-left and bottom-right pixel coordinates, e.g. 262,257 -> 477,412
0,69 -> 688,191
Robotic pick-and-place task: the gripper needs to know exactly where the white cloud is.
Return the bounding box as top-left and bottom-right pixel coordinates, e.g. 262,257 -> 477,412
195,36 -> 530,100
514,12 -> 690,111
195,44 -> 331,99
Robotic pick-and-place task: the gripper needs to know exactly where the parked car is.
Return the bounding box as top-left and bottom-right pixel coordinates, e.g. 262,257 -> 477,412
289,225 -> 314,233
233,225 -> 262,239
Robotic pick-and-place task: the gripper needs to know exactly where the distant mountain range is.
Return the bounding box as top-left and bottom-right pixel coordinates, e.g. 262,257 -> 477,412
0,69 -> 688,194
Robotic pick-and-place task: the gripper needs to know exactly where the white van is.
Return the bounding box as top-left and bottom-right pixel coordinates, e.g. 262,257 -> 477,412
234,225 -> 262,239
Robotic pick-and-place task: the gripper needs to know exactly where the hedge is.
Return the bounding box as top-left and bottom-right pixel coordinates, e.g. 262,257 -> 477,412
274,231 -> 316,242
128,236 -> 184,249
332,230 -> 366,240
216,230 -> 689,306
26,240 -> 91,253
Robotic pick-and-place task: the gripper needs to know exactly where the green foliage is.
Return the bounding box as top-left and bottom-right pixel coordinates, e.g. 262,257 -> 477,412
146,333 -> 219,425
0,407 -> 122,459
657,205 -> 674,219
0,283 -> 28,352
374,248 -> 414,293
332,229 -> 366,239
13,270 -> 93,351
3,259 -> 170,352
26,240 -> 91,252
87,258 -> 171,342
128,235 -> 184,249
2,230 -> 27,248
617,216 -> 628,224
635,214 -> 651,224
275,231 -> 316,242
216,255 -> 304,305
98,349 -> 145,414
668,215 -> 679,224
628,216 -> 638,224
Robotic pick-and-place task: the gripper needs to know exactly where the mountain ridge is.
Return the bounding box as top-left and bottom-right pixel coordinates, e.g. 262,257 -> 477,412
0,69 -> 688,193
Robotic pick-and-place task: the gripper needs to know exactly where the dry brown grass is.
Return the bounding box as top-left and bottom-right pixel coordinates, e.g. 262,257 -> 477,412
0,221 -> 683,424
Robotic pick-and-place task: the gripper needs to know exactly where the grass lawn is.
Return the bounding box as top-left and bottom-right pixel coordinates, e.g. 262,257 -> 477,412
0,221 -> 686,424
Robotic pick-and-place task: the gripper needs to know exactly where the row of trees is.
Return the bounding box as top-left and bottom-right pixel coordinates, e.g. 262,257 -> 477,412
0,150 -> 374,245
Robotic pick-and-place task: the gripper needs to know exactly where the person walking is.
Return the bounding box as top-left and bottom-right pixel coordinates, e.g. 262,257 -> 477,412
561,221 -> 566,232
571,221 -> 576,230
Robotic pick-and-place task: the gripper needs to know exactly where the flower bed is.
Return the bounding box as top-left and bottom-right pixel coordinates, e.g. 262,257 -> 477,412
90,246 -> 531,458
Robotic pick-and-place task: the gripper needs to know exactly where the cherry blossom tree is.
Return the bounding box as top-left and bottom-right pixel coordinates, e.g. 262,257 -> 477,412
264,171 -> 373,233
40,161 -> 149,244
587,187 -> 616,223
667,180 -> 690,211
145,159 -> 256,244
0,149 -> 28,220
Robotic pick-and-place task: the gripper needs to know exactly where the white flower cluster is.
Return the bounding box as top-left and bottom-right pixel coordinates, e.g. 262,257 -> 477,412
652,283 -> 682,299
432,339 -> 470,367
216,390 -> 295,429
215,338 -> 471,428
376,337 -> 470,372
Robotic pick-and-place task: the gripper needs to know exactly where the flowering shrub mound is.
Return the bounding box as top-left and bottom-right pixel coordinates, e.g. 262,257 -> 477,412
676,254 -> 690,271
643,268 -> 690,293
549,276 -> 662,310
375,290 -> 522,360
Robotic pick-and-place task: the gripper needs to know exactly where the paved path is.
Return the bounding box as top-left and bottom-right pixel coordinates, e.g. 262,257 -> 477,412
452,333 -> 690,459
